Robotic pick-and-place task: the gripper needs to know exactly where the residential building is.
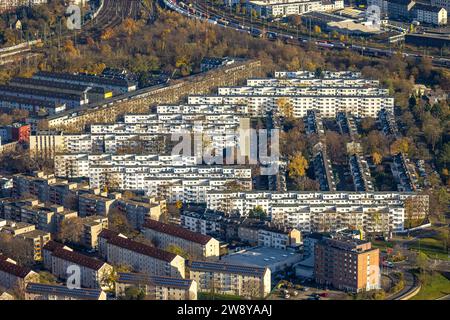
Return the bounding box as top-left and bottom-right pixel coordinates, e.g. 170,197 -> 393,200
0,255 -> 38,290
386,0 -> 416,20
116,272 -> 197,300
18,229 -> 51,262
115,196 -> 166,230
206,191 -> 429,234
314,238 -> 381,292
0,220 -> 51,262
246,0 -> 344,18
78,192 -> 118,217
200,57 -> 235,72
54,154 -> 252,203
187,260 -> 271,298
98,230 -> 186,279
25,282 -> 107,300
412,4 -> 447,25
431,0 -> 450,12
81,215 -> 108,249
49,246 -> 113,289
0,0 -> 47,13
142,220 -> 220,259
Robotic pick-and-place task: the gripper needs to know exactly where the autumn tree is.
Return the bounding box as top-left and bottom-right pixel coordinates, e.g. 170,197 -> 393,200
372,152 -> 383,165
276,98 -> 294,119
57,217 -> 84,244
390,138 -> 409,156
288,152 -> 309,189
165,244 -> 191,260
109,208 -> 134,236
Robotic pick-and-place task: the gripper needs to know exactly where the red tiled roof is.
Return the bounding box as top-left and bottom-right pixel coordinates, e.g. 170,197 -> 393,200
143,220 -> 213,245
43,240 -> 65,252
52,248 -> 106,271
106,234 -> 177,263
0,258 -> 33,278
98,229 -> 122,240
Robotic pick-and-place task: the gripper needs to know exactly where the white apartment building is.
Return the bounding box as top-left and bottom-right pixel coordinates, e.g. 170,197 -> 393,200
188,94 -> 393,118
206,191 -> 429,233
187,260 -> 271,298
247,0 -> 344,17
274,71 -> 362,78
188,71 -> 393,118
413,4 -> 447,25
246,77 -> 380,87
0,0 -> 47,13
98,230 -> 186,279
54,154 -> 252,203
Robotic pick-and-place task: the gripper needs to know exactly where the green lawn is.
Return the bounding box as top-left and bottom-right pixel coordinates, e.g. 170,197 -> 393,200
412,272 -> 450,300
409,238 -> 449,261
371,240 -> 395,252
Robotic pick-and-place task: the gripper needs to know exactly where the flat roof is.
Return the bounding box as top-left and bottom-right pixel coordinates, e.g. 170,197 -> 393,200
26,282 -> 103,299
10,77 -> 110,94
117,272 -> 194,289
188,260 -> 267,277
219,246 -> 300,269
0,94 -> 63,108
0,84 -> 84,101
34,71 -> 137,88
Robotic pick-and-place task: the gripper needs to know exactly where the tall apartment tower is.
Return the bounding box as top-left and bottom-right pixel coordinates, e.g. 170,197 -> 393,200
314,238 -> 380,293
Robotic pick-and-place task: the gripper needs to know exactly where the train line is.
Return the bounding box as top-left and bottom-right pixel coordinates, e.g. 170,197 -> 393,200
162,0 -> 450,69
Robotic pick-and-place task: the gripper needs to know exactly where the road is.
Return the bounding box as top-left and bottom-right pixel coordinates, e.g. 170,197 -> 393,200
162,0 -> 450,69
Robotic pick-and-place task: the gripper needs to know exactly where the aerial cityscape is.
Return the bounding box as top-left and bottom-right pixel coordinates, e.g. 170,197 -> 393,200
0,0 -> 448,305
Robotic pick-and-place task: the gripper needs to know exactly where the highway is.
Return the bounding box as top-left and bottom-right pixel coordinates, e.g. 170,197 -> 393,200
162,0 -> 450,69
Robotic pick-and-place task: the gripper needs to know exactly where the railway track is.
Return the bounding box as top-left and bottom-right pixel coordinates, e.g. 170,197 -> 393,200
163,0 -> 450,69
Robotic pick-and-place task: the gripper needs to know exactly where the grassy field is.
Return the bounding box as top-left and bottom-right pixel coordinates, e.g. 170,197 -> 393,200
371,240 -> 395,252
412,272 -> 450,300
409,238 -> 449,261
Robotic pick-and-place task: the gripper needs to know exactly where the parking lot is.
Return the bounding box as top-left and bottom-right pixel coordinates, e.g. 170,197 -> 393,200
268,280 -> 349,300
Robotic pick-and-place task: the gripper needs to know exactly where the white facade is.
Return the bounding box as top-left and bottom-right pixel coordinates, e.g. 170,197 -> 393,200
54,154 -> 252,203
414,6 -> 447,25
188,72 -> 393,118
206,191 -> 429,233
247,0 -> 344,17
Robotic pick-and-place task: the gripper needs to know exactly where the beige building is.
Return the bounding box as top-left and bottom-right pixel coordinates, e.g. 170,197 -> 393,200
98,229 -> 185,279
0,220 -> 51,262
0,255 -> 38,291
115,196 -> 166,229
142,220 -> 220,260
81,215 -> 108,249
19,229 -> 51,262
25,282 -> 107,300
187,260 -> 271,298
116,272 -> 197,300
78,192 -> 119,217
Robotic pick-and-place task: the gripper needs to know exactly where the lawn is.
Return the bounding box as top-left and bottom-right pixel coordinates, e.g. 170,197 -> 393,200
371,240 -> 395,252
409,238 -> 449,261
412,272 -> 450,300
